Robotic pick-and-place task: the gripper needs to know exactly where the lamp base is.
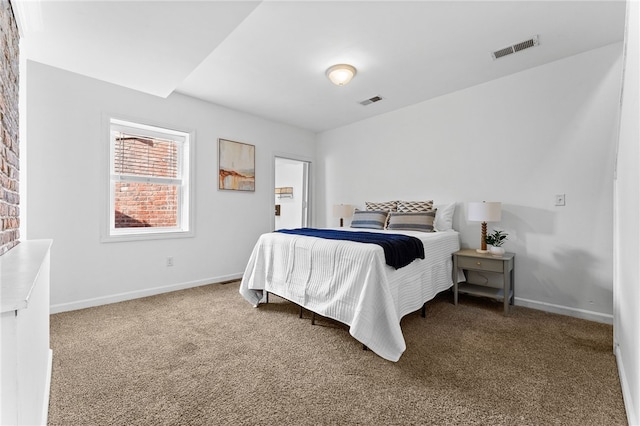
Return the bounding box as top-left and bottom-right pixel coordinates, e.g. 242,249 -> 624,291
476,249 -> 488,254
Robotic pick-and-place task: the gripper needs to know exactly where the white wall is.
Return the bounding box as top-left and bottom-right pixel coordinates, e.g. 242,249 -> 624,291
614,1 -> 639,424
26,61 -> 316,311
317,43 -> 623,322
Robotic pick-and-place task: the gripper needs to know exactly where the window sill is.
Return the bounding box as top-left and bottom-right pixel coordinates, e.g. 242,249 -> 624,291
100,229 -> 194,243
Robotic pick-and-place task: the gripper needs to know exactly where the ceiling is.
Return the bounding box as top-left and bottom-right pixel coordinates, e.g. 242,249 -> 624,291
15,1 -> 626,133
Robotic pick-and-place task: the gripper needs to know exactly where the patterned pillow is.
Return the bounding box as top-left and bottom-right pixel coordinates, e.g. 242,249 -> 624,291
350,210 -> 388,230
397,200 -> 434,213
365,201 -> 398,212
387,211 -> 436,232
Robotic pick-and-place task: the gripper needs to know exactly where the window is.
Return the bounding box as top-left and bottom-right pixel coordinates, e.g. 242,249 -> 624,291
106,118 -> 192,240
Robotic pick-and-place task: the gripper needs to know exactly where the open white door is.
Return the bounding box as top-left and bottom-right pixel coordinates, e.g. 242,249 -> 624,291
274,156 -> 310,230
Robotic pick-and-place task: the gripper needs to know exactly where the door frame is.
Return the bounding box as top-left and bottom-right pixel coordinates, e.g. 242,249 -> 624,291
273,153 -> 313,231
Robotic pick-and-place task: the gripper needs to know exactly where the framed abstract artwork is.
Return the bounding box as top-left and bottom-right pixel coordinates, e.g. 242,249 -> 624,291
218,138 -> 255,191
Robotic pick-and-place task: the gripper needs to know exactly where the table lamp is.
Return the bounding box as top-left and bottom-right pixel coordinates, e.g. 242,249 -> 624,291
333,204 -> 353,227
468,201 -> 502,253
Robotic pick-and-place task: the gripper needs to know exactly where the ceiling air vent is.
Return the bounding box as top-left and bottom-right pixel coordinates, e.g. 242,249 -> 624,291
491,35 -> 539,60
360,95 -> 383,106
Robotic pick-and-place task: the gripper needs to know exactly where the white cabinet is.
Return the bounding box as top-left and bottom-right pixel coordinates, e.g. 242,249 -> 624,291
1,240 -> 53,426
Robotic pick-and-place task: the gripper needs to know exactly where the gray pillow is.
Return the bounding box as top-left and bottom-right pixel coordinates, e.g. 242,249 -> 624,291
387,211 -> 436,232
350,210 -> 388,230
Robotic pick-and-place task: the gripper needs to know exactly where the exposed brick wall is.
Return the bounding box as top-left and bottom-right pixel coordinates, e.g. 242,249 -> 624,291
0,0 -> 20,255
115,182 -> 177,228
113,136 -> 178,228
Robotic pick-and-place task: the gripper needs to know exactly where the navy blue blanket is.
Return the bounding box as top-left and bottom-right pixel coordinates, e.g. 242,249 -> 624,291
275,228 -> 425,269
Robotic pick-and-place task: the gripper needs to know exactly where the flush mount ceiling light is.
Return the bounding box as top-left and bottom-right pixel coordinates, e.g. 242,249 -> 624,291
326,64 -> 357,86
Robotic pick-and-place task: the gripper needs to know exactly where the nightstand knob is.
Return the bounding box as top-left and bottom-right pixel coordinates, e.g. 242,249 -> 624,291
476,261 -> 481,266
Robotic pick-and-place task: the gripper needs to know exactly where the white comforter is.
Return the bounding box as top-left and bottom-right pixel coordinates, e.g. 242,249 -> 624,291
239,228 -> 460,362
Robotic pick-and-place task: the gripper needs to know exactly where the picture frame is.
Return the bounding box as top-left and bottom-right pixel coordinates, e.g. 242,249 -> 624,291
218,138 -> 255,191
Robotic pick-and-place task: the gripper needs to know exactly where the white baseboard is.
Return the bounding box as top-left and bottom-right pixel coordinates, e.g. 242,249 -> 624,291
615,344 -> 638,426
515,297 -> 613,324
49,273 -> 243,314
41,348 -> 53,426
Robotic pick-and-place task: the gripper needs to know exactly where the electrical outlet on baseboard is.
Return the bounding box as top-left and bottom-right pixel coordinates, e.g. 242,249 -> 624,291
555,194 -> 566,206
166,256 -> 174,267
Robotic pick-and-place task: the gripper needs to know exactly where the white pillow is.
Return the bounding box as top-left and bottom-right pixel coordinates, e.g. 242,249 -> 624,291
434,202 -> 456,231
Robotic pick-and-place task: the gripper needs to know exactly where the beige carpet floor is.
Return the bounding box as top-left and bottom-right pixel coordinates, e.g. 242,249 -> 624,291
48,281 -> 626,425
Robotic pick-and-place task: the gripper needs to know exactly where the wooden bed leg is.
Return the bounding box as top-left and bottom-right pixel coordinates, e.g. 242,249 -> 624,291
299,306 -> 303,318
363,344 -> 368,351
311,312 -> 316,325
265,292 -> 269,304
421,303 -> 426,318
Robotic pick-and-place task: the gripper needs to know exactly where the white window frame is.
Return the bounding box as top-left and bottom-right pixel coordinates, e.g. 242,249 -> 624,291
102,117 -> 194,242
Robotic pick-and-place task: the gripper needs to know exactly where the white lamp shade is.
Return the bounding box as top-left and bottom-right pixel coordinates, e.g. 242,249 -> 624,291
468,201 -> 502,222
326,64 -> 356,86
333,204 -> 353,218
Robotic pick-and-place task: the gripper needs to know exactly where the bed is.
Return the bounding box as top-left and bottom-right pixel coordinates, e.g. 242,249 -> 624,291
239,213 -> 460,362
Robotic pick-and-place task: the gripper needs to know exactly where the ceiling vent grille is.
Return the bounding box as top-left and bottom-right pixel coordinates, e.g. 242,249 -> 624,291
491,35 -> 539,60
360,95 -> 383,106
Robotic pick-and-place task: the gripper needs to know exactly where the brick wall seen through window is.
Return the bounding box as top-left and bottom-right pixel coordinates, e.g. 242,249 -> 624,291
113,136 -> 178,228
108,118 -> 190,239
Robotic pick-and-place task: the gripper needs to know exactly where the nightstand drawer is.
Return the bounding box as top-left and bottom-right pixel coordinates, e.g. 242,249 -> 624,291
457,256 -> 504,273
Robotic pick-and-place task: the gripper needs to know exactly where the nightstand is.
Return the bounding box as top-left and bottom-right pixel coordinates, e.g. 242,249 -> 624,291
453,249 -> 515,314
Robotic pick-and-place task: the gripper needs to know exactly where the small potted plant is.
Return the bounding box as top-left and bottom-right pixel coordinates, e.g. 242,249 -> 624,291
486,229 -> 508,256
